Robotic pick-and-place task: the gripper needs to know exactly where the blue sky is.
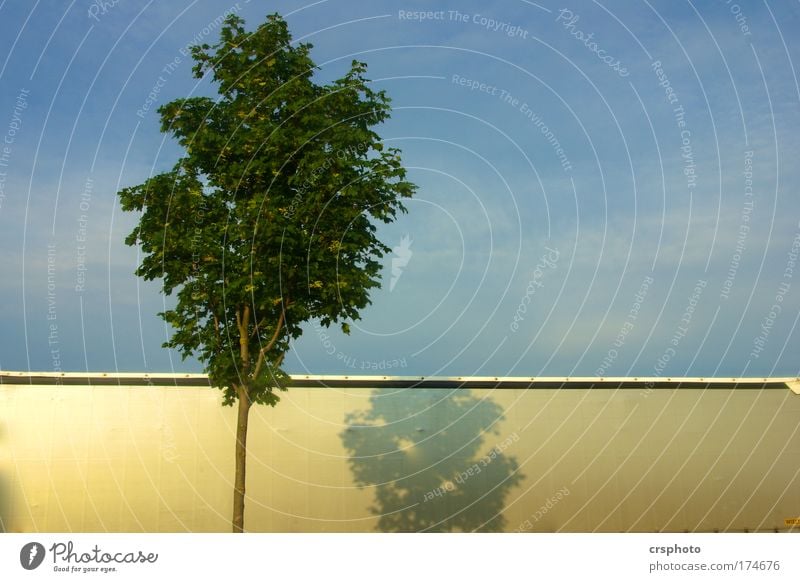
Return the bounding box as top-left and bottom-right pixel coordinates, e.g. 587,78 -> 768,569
1,0 -> 799,378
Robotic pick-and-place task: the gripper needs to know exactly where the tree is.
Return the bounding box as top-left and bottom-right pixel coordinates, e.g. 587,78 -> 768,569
118,13 -> 416,532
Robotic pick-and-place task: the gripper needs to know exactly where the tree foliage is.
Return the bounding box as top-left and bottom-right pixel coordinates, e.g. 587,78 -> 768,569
119,13 -> 415,405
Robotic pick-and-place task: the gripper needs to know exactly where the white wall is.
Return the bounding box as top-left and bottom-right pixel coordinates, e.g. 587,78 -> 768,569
1,382 -> 798,532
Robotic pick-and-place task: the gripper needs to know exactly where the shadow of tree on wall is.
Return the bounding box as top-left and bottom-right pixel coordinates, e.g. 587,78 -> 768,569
340,389 -> 523,532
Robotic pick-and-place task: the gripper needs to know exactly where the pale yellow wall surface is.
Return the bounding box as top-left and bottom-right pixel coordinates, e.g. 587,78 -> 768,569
1,384 -> 798,532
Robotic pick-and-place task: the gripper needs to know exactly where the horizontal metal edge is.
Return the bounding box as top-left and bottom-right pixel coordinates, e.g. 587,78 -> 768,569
0,373 -> 795,390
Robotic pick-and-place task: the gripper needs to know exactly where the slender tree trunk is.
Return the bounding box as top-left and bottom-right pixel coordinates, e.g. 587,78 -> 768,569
232,386 -> 251,533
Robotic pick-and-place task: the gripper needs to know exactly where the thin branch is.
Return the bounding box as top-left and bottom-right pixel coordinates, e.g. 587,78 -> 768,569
250,309 -> 260,339
252,309 -> 285,380
262,308 -> 284,354
252,295 -> 293,340
213,313 -> 221,343
239,304 -> 250,368
208,296 -> 222,345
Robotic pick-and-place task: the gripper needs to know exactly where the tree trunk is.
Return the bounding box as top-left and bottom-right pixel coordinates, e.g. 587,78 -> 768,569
232,386 -> 251,533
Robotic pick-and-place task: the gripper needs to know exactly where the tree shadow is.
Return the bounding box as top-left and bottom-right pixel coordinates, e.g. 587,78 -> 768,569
341,388 -> 523,532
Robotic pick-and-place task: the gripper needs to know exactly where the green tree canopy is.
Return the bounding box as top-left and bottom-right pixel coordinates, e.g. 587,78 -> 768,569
118,13 -> 415,531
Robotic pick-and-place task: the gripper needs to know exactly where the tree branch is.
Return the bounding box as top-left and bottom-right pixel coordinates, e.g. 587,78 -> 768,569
213,313 -> 221,343
238,304 -> 250,372
250,309 -> 260,339
207,297 -> 222,347
252,308 -> 285,380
